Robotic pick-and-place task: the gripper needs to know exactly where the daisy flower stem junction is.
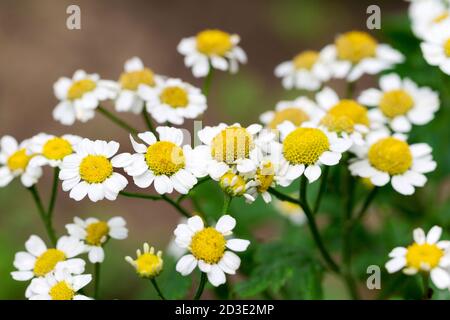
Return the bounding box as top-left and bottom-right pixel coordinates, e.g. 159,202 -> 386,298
150,278 -> 166,300
194,272 -> 207,300
97,106 -> 139,135
27,186 -> 57,246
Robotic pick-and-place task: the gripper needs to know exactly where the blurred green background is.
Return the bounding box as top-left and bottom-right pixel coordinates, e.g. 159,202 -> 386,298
1,0 -> 450,300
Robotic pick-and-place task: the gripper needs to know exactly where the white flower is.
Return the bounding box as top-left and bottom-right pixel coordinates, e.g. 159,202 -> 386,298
385,225 -> 450,289
53,70 -> 118,125
59,138 -> 128,202
174,215 -> 250,287
28,133 -> 82,168
409,0 -> 450,39
139,77 -> 207,125
116,56 -> 161,114
114,127 -> 208,195
277,121 -> 351,184
322,30 -> 404,82
358,73 -> 439,133
273,196 -> 306,225
0,136 -> 42,188
420,21 -> 450,75
11,235 -> 86,282
26,268 -> 92,300
177,29 -> 247,77
66,216 -> 128,263
274,48 -> 334,91
349,131 -> 436,195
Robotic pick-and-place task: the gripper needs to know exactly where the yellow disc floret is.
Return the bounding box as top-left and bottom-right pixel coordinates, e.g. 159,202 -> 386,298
379,90 -> 414,118
335,31 -> 377,63
293,50 -> 319,70
368,137 -> 412,175
268,107 -> 310,129
85,221 -> 109,246
120,68 -> 155,91
406,243 -> 444,270
160,86 -> 189,108
33,249 -> 66,277
145,141 -> 185,176
67,79 -> 97,100
321,99 -> 369,133
256,162 -> 275,193
219,171 -> 247,196
79,155 -> 113,184
196,29 -> 233,56
7,149 -> 31,171
49,281 -> 75,300
211,127 -> 253,164
283,128 -> 330,165
43,137 -> 73,160
444,38 -> 450,57
190,227 -> 226,264
135,253 -> 163,278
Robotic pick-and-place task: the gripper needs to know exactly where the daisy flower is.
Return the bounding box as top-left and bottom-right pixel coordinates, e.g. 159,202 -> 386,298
274,48 -> 333,91
321,30 -> 404,82
66,216 -> 128,263
28,133 -> 82,168
174,215 -> 250,287
138,77 -> 207,125
26,269 -> 92,300
420,21 -> 450,75
277,121 -> 351,183
197,123 -> 262,179
259,97 -> 321,130
349,131 -> 436,195
0,135 -> 42,188
177,29 -> 247,77
59,138 -> 128,202
218,170 -> 257,203
409,0 -> 450,39
11,235 -> 86,282
273,196 -> 306,225
125,243 -> 164,279
358,73 -> 440,133
116,56 -> 161,114
386,225 -> 450,289
114,127 -> 208,194
53,70 -> 118,125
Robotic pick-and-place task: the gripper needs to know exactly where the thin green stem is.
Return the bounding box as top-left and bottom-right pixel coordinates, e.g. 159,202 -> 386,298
422,273 -> 432,300
202,66 -> 215,96
351,187 -> 378,225
194,272 -> 207,300
161,194 -> 192,218
346,81 -> 355,99
142,110 -> 157,135
313,166 -> 329,214
150,278 -> 166,300
47,167 -> 60,221
94,263 -> 101,299
28,186 -> 57,246
222,193 -> 232,214
97,106 -> 139,135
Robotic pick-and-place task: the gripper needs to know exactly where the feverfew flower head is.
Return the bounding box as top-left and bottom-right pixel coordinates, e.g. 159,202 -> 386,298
218,170 -> 256,202
386,226 -> 450,289
349,131 -> 436,195
174,215 -> 250,287
420,21 -> 450,75
139,77 -> 207,125
11,235 -> 86,282
177,29 -> 247,77
66,216 -> 128,263
53,70 -> 118,125
125,243 -> 163,279
0,136 -> 43,188
59,138 -> 128,202
115,127 -> 208,195
409,0 -> 450,39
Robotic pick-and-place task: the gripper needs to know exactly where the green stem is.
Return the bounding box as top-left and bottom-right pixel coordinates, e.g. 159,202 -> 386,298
346,81 -> 355,99
313,166 -> 329,214
162,194 -> 192,218
202,66 -> 214,96
351,187 -> 378,225
94,263 -> 101,299
222,193 -> 232,214
142,110 -> 157,135
194,272 -> 207,300
150,278 -> 166,300
422,273 -> 432,300
97,106 -> 139,135
47,167 -> 60,221
28,186 -> 57,246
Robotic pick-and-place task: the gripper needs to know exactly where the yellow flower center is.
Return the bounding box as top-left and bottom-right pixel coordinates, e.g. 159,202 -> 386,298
79,155 -> 113,184
444,38 -> 450,57
85,221 -> 109,246
7,149 -> 31,171
33,249 -> 66,277
320,99 -> 369,134
335,31 -> 377,63
268,107 -> 310,129
293,50 -> 319,70
379,89 -> 414,118
283,128 -> 330,165
219,172 -> 247,196
256,162 -> 275,193
433,12 -> 449,23
211,127 -> 253,164
119,68 -> 155,91
67,79 -> 97,100
368,137 -> 412,175
145,141 -> 185,176
190,227 -> 226,264
406,243 -> 444,270
135,253 -> 163,278
49,281 -> 75,300
159,86 -> 189,108
42,137 -> 73,160
196,29 -> 233,56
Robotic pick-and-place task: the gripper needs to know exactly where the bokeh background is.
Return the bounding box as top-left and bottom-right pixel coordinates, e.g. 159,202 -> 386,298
2,0 -> 450,300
